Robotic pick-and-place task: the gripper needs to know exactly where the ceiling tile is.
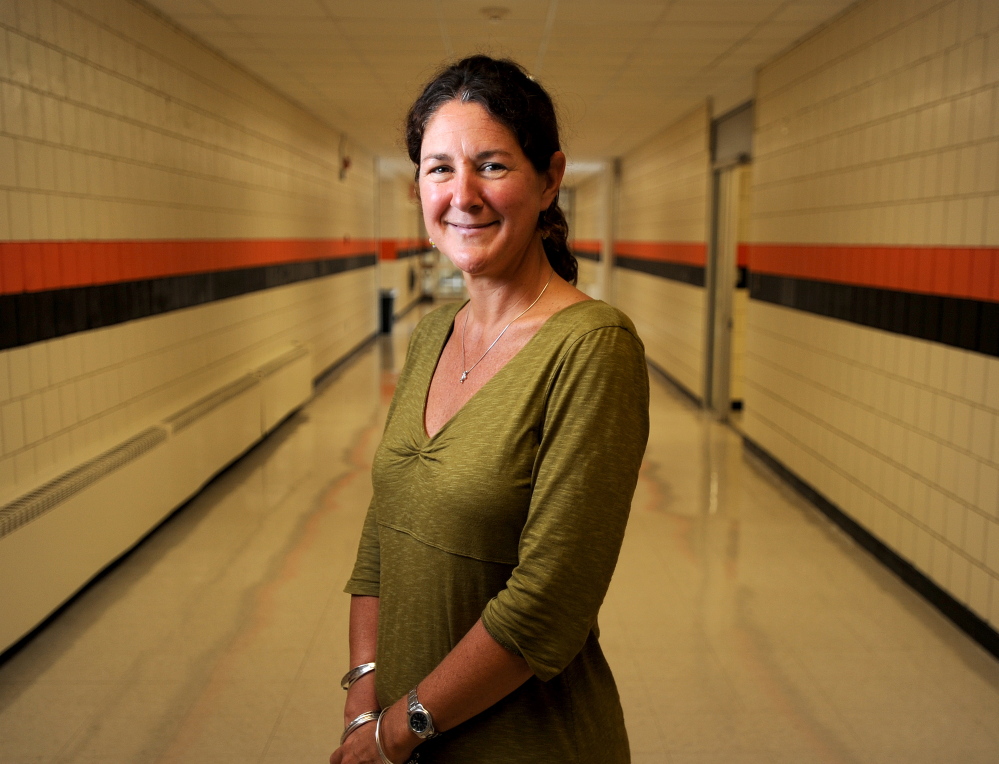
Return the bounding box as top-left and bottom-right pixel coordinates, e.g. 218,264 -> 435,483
144,0 -> 859,159
557,1 -> 670,24
205,0 -> 327,17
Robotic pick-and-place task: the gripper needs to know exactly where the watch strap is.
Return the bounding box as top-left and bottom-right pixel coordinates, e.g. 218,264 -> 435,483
406,686 -> 439,740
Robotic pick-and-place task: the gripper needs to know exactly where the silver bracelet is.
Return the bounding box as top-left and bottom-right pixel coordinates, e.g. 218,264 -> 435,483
339,710 -> 379,746
374,708 -> 421,764
340,662 -> 376,690
374,708 -> 396,764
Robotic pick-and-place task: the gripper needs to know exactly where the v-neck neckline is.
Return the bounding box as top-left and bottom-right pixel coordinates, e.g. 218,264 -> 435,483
420,299 -> 594,442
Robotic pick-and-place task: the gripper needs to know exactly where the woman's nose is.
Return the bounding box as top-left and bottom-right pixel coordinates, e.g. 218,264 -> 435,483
450,169 -> 483,211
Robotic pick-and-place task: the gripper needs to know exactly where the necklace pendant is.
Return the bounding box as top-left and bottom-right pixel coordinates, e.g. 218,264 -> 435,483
459,371 -> 468,383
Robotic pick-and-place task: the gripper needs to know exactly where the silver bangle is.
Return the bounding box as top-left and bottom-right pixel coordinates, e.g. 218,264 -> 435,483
339,710 -> 379,746
374,707 -> 421,764
374,708 -> 396,764
340,662 -> 376,690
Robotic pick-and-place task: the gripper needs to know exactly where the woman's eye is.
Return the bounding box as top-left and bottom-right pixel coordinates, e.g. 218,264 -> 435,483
427,165 -> 451,176
481,163 -> 506,173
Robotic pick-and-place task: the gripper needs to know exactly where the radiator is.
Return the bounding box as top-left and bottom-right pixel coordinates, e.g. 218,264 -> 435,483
0,343 -> 314,653
0,427 -> 168,541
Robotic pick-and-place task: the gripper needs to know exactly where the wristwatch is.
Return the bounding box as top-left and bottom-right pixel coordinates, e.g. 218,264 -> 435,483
406,687 -> 439,740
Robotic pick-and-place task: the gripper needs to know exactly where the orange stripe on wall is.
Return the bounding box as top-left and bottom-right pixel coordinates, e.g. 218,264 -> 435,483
737,243 -> 750,268
0,238 -> 377,295
378,238 -> 430,261
744,243 -> 999,303
572,239 -> 602,254
379,240 -> 398,261
614,241 -> 707,266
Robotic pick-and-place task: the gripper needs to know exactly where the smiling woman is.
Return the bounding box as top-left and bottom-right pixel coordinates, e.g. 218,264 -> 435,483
329,56 -> 650,764
417,99 -> 562,282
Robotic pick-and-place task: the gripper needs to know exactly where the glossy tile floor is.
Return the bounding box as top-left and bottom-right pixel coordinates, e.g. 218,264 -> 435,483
2,304 -> 999,764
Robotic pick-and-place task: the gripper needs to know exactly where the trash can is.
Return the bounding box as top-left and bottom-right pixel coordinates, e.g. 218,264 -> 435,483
379,289 -> 396,334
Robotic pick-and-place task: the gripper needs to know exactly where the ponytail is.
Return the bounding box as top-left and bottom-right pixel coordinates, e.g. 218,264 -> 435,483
539,200 -> 577,285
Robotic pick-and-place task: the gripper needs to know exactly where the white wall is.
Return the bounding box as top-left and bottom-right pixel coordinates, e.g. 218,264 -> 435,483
0,0 -> 377,502
616,268 -> 707,397
614,104 -> 712,398
745,0 -> 999,627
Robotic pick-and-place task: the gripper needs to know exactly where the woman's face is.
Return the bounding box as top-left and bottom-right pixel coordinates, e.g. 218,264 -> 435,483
418,99 -> 564,279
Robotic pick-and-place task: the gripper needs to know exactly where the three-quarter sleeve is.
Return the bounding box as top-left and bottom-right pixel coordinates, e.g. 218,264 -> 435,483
481,325 -> 650,681
344,496 -> 381,596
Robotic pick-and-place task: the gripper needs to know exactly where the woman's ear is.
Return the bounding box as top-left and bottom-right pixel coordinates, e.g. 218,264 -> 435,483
541,151 -> 567,208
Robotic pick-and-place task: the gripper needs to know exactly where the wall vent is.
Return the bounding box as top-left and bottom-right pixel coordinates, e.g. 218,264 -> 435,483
0,427 -> 168,540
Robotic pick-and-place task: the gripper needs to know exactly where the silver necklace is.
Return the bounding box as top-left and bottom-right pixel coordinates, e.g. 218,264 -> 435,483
459,269 -> 554,383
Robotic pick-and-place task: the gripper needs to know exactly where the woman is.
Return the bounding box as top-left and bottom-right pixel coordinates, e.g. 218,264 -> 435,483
330,56 -> 649,764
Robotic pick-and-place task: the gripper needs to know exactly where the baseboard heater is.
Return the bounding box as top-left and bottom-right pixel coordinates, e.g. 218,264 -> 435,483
0,342 -> 313,654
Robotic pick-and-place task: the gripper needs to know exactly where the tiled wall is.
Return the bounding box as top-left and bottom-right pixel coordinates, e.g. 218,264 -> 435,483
377,174 -> 426,315
0,0 -> 377,503
614,104 -> 711,398
745,0 -> 999,628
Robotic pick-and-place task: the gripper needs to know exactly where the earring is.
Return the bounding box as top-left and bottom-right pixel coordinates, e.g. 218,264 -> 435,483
429,238 -> 434,248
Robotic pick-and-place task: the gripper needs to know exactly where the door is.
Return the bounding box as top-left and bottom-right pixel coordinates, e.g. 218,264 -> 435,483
706,162 -> 749,418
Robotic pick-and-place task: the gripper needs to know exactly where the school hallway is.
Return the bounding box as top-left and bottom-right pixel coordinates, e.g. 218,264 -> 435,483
1,305 -> 996,764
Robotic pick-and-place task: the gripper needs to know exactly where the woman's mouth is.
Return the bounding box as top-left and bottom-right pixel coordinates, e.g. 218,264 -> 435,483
445,221 -> 499,231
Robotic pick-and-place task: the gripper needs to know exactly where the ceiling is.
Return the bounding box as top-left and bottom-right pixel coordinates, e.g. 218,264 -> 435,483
145,0 -> 858,165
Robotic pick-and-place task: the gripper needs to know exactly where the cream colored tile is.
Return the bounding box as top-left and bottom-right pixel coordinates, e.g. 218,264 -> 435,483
950,551 -> 972,602
12,446 -> 34,484
971,411 -> 995,459
0,399 -> 25,455
968,563 -> 993,616
978,461 -> 999,517
0,353 -> 11,406
930,537 -> 953,586
957,452 -> 979,505
41,387 -> 61,437
984,0 -> 999,32
21,393 -> 44,446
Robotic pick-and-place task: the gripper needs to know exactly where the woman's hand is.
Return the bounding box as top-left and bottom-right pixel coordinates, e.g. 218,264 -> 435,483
329,720 -> 378,764
330,701 -> 418,764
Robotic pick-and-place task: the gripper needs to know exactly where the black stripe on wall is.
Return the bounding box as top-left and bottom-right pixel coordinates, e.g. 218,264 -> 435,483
615,256 -> 706,287
0,255 -> 376,351
743,436 -> 999,661
397,248 -> 431,259
573,249 -> 601,262
750,273 -> 999,358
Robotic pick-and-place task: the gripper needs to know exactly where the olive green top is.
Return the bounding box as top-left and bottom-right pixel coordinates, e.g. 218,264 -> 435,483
345,299 -> 650,763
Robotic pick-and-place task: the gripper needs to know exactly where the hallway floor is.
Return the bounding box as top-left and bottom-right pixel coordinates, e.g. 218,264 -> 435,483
1,305 -> 998,764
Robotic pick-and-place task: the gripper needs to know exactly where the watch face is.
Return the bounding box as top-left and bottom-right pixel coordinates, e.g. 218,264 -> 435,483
410,711 -> 430,734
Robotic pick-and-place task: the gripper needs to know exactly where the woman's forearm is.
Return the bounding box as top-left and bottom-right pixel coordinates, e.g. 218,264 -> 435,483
419,619 -> 533,730
343,595 -> 380,724
379,618 -> 534,759
348,595 -> 379,666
